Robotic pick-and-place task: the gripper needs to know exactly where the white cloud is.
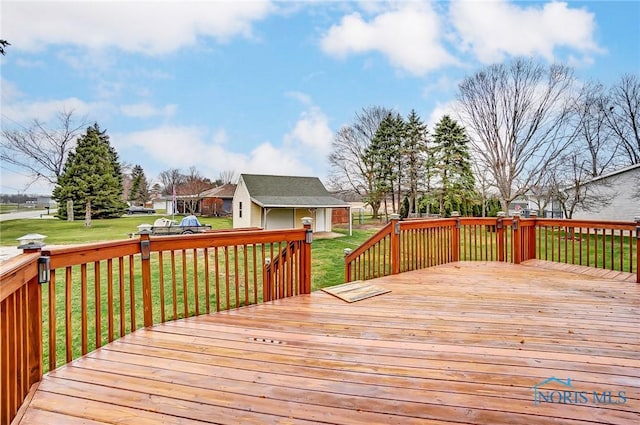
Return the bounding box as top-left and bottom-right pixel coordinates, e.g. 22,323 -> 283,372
285,91 -> 313,106
450,0 -> 603,63
284,107 -> 333,157
422,74 -> 459,97
14,58 -> 46,68
1,97 -> 113,124
0,168 -> 54,194
114,125 -> 315,180
212,128 -> 228,145
0,78 -> 24,104
320,2 -> 458,75
3,1 -> 275,55
427,100 -> 461,128
120,103 -> 177,119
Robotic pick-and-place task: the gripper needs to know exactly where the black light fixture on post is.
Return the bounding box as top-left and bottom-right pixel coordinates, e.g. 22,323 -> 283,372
38,256 -> 50,284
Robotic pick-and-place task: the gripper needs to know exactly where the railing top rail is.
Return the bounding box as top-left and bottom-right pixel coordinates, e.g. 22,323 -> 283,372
150,228 -> 307,251
345,222 -> 393,262
534,218 -> 637,230
399,218 -> 457,230
0,252 -> 40,302
38,228 -> 308,268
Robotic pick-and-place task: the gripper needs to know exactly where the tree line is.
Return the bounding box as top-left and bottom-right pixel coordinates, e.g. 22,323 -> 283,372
1,112 -> 237,225
330,58 -> 639,218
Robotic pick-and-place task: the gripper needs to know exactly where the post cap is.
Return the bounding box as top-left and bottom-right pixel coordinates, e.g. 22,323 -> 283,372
344,248 -> 353,256
451,211 -> 460,217
17,233 -> 47,249
390,213 -> 400,220
530,211 -> 538,217
635,216 -> 640,223
497,212 -> 506,217
301,217 -> 313,226
512,211 -> 520,217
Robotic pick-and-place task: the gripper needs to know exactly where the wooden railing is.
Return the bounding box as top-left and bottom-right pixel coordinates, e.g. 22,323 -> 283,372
0,225 -> 312,425
264,225 -> 312,301
0,252 -> 42,425
345,215 -> 639,283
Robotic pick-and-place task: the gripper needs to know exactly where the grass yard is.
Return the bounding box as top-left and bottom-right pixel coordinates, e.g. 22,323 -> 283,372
3,215 -> 635,373
0,204 -> 19,214
0,216 -> 379,371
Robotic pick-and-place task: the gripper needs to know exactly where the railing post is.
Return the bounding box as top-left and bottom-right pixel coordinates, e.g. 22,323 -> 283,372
512,213 -> 521,264
263,258 -> 272,301
390,214 -> 401,275
301,217 -> 313,294
344,248 -> 353,282
497,212 -> 505,262
452,211 -> 460,262
16,237 -> 46,392
528,211 -> 538,261
635,216 -> 640,284
139,231 -> 153,327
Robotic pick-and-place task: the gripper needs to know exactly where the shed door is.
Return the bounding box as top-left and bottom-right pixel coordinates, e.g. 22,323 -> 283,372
315,209 -> 327,232
266,209 -> 294,230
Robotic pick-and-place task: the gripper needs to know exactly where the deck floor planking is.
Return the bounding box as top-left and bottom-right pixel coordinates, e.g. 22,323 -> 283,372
16,262 -> 640,424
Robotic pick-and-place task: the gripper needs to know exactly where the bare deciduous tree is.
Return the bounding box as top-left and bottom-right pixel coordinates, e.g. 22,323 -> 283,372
180,166 -> 214,214
218,170 -> 237,185
1,110 -> 88,185
328,106 -> 391,218
575,82 -> 619,177
457,58 -> 578,212
550,148 -> 614,219
158,168 -> 185,195
603,73 -> 640,165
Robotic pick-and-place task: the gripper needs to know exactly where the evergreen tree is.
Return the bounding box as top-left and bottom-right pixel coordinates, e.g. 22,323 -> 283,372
365,113 -> 403,216
403,110 -> 429,215
432,116 -> 476,216
129,164 -> 150,205
53,123 -> 126,224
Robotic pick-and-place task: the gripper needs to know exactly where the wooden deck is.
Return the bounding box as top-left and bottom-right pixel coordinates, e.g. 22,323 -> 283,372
16,262 -> 640,424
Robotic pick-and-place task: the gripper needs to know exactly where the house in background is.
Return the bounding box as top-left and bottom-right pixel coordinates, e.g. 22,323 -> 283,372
233,174 -> 351,233
200,184 -> 236,216
572,163 -> 640,222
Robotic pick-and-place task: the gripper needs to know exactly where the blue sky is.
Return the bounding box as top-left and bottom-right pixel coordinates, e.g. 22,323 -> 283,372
1,0 -> 639,194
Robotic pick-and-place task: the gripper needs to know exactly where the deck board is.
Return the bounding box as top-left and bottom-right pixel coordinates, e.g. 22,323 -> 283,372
18,262 -> 640,424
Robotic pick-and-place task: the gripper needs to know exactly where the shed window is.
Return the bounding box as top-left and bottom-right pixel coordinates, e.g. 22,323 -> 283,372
239,201 -> 242,218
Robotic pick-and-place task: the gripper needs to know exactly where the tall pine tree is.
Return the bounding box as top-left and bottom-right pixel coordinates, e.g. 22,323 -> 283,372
365,113 -> 403,216
404,110 -> 429,215
432,116 -> 476,216
129,164 -> 150,205
53,123 -> 126,224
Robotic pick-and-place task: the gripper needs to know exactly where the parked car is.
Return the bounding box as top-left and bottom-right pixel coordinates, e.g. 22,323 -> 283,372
126,205 -> 156,215
142,216 -> 212,235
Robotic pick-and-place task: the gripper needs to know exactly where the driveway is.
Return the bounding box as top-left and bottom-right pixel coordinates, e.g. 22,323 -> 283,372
0,209 -> 57,262
0,208 -> 57,222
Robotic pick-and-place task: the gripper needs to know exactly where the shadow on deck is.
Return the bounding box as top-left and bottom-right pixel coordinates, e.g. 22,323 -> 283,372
16,262 -> 640,425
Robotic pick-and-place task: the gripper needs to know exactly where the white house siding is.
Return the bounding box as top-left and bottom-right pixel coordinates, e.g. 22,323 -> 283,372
251,203 -> 262,228
266,209 -> 294,229
233,178 -> 252,228
573,166 -> 640,222
315,209 -> 326,232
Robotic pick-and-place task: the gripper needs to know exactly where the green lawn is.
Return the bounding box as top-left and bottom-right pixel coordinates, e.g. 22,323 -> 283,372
0,215 -> 231,244
0,216 -> 378,370
0,204 -> 19,214
4,216 -> 635,372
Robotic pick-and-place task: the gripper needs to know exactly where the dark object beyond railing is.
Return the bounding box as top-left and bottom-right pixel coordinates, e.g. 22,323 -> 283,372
0,223 -> 312,425
345,214 -> 640,284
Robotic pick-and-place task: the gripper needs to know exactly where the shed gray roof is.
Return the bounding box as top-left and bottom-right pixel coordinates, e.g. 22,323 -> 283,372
240,174 -> 349,208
